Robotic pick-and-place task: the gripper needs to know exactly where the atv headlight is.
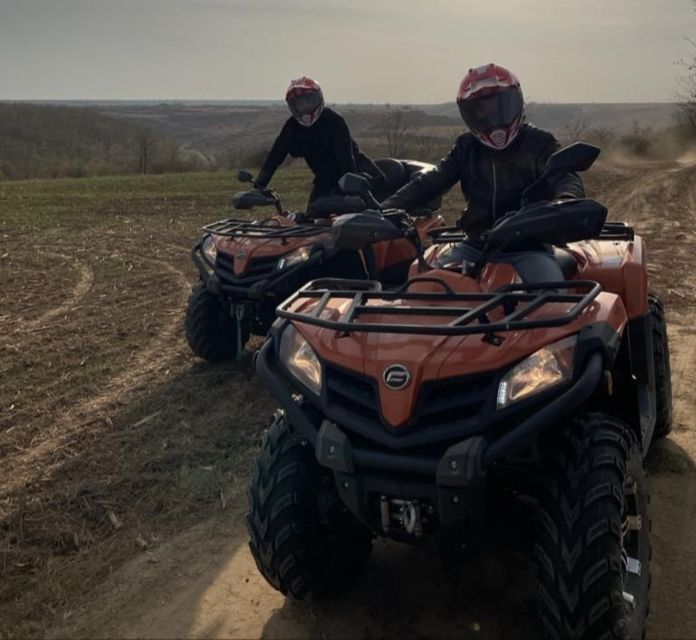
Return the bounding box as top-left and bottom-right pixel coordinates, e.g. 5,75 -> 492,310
277,246 -> 310,271
496,335 -> 577,409
279,324 -> 322,395
201,234 -> 217,264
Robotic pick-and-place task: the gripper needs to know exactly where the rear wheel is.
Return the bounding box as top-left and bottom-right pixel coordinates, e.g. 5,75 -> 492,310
649,293 -> 672,440
246,413 -> 373,598
536,413 -> 650,640
185,285 -> 247,362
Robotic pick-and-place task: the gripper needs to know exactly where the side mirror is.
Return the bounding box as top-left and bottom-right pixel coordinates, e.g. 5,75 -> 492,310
338,173 -> 372,198
545,142 -> 601,176
237,169 -> 254,183
522,142 -> 600,204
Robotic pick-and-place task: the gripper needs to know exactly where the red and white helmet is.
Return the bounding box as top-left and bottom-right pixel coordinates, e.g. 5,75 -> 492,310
286,77 -> 325,127
457,64 -> 525,150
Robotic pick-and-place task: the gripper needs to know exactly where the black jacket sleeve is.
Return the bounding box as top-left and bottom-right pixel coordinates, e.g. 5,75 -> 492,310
331,116 -> 358,177
381,140 -> 462,209
537,135 -> 585,200
355,146 -> 385,181
256,120 -> 292,187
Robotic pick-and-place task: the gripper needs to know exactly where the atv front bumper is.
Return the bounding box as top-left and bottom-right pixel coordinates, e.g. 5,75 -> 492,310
256,336 -> 604,531
191,240 -> 325,300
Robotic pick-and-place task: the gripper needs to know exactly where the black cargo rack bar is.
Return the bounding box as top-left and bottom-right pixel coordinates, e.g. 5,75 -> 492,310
203,217 -> 329,240
599,222 -> 635,241
277,278 -> 602,336
429,222 -> 634,244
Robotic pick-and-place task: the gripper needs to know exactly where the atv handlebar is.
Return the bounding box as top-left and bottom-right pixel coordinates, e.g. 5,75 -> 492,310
235,169 -> 284,215
466,198 -> 608,278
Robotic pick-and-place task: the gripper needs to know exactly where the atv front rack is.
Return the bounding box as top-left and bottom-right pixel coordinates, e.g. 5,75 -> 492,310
277,277 -> 602,336
429,222 -> 635,243
203,217 -> 329,240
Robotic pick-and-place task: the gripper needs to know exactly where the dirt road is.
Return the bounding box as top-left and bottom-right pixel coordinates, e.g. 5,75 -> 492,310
3,163 -> 696,639
52,354 -> 696,639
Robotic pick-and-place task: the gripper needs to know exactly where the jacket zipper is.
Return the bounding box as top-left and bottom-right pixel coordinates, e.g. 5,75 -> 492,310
491,157 -> 498,221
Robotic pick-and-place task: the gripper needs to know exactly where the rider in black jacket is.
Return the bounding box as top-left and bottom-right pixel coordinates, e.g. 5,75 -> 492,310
382,64 -> 584,283
256,77 -> 383,209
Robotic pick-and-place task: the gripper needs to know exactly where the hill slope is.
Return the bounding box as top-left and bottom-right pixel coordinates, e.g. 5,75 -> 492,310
0,103 -> 191,180
94,101 -> 680,156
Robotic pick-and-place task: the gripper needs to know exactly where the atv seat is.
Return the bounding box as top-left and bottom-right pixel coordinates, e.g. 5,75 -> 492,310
373,159 -> 442,213
553,247 -> 578,279
375,158 -> 410,194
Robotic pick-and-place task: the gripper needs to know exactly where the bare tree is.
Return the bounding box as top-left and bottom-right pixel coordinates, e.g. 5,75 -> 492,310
410,128 -> 436,161
619,121 -> 654,157
380,106 -> 413,157
677,53 -> 696,132
135,127 -> 158,175
676,1 -> 696,133
561,112 -> 590,144
586,126 -> 616,149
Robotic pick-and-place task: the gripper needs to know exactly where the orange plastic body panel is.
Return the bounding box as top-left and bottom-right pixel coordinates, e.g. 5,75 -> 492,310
291,265 -> 628,428
372,215 -> 446,271
214,216 -> 330,276
214,214 -> 445,277
420,236 -> 649,319
567,236 -> 649,319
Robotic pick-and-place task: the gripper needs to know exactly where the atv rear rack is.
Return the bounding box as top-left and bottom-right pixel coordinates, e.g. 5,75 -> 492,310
203,217 -> 330,240
429,222 -> 635,243
277,277 -> 602,336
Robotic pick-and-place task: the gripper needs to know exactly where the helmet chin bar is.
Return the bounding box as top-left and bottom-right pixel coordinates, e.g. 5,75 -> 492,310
489,129 -> 508,148
475,114 -> 525,150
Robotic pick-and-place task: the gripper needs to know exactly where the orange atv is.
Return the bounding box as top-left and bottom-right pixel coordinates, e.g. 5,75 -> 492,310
247,144 -> 671,639
185,160 -> 444,362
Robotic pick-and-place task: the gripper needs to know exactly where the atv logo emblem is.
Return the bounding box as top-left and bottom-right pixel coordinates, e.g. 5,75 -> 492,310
236,249 -> 247,260
383,364 -> 411,390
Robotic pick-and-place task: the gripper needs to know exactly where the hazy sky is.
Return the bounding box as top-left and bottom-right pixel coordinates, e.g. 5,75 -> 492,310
1,0 -> 693,103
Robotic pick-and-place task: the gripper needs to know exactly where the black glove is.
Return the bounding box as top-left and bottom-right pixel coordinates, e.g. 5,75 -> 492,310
286,211 -> 307,223
458,206 -> 489,234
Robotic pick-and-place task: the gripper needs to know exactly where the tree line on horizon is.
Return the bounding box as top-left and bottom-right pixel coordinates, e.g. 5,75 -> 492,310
2,100 -> 696,182
0,103 -> 203,180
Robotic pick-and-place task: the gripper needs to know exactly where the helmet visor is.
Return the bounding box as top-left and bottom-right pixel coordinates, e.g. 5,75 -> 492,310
458,87 -> 523,134
287,90 -> 323,118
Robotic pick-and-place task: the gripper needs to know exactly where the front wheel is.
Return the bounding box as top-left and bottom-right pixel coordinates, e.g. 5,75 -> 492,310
649,293 -> 672,440
536,413 -> 651,640
185,285 -> 248,363
246,413 -> 373,599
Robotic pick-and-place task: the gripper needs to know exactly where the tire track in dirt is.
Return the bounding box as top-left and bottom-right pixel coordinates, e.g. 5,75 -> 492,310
609,162 -> 696,638
646,324 -> 696,640
599,164 -> 673,221
1,257 -> 192,495
2,251 -> 94,333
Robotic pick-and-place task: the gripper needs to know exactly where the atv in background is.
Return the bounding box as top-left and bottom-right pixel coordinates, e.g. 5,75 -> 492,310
247,144 -> 672,639
185,159 -> 444,363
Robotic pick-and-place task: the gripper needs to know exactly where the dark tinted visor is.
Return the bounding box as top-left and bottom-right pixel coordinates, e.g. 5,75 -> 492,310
458,87 -> 523,133
287,91 -> 322,118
